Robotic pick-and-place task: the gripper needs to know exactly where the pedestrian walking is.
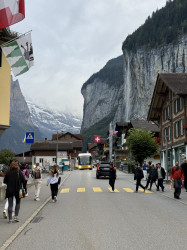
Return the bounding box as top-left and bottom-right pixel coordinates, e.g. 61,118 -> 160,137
31,163 -> 42,201
142,161 -> 148,180
61,162 -> 65,175
170,161 -> 184,199
156,163 -> 166,192
47,165 -> 59,202
20,163 -> 29,196
134,164 -> 145,192
145,164 -> 157,190
181,159 -> 187,192
109,162 -> 116,192
3,161 -> 25,223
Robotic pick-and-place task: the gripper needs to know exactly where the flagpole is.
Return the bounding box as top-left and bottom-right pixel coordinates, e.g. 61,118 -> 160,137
0,30 -> 32,47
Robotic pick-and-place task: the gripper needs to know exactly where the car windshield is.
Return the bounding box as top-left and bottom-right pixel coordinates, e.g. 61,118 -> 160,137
100,164 -> 110,168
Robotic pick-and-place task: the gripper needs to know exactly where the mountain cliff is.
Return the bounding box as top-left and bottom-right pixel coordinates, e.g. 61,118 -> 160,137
0,78 -> 43,153
27,100 -> 81,139
81,0 -> 187,147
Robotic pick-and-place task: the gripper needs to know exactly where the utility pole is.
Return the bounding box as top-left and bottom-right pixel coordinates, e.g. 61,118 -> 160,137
109,122 -> 113,162
165,135 -> 169,181
56,131 -> 59,164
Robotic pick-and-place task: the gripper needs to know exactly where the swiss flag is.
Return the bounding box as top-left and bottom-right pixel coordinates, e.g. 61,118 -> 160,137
94,136 -> 101,143
0,0 -> 25,29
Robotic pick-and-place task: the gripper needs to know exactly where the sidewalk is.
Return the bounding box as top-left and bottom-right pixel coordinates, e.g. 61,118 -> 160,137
126,172 -> 187,205
0,171 -> 71,250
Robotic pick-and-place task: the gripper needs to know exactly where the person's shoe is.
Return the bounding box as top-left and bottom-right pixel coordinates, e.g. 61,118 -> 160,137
54,196 -> 57,202
25,193 -> 28,197
3,210 -> 7,219
52,200 -> 55,203
8,220 -> 13,224
14,217 -> 19,222
186,190 -> 187,192
110,190 -> 114,192
156,188 -> 160,191
135,191 -> 138,193
162,187 -> 164,192
148,188 -> 151,191
35,198 -> 40,201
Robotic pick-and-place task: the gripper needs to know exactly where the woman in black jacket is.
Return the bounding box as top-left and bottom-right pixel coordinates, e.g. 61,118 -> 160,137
134,164 -> 145,192
4,161 -> 25,223
109,162 -> 116,192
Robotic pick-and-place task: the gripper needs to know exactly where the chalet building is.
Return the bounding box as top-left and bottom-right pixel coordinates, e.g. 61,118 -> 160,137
30,132 -> 82,169
148,73 -> 187,170
124,120 -> 160,165
0,28 -> 17,137
87,138 -> 107,159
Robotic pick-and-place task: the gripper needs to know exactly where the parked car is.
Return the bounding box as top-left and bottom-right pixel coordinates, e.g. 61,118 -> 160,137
96,162 -> 110,179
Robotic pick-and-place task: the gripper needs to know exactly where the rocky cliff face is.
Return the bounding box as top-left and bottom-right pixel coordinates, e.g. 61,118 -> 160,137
81,35 -> 187,131
81,55 -> 124,129
122,35 -> 187,121
0,78 -> 43,153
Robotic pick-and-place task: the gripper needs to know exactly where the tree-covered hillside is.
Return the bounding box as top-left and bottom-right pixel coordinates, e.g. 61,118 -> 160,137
122,0 -> 187,51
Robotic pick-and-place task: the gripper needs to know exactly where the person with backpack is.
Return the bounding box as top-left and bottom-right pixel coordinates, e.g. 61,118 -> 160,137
134,163 -> 145,192
109,162 -> 116,192
32,163 -> 42,201
47,165 -> 59,202
145,164 -> 158,191
20,164 -> 29,197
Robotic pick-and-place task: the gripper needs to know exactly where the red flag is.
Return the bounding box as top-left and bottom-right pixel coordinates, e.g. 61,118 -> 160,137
94,136 -> 101,143
0,0 -> 25,29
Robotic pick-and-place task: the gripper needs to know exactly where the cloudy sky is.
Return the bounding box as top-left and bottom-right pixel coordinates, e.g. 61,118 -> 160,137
12,0 -> 167,117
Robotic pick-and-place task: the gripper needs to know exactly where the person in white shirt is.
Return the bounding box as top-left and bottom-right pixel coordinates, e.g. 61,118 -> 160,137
31,163 -> 42,201
47,165 -> 59,202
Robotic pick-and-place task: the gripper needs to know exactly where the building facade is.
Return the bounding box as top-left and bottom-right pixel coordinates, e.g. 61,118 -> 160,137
148,73 -> 187,171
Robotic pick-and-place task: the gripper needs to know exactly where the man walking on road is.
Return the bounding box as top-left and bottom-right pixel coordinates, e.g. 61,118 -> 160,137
181,159 -> 187,192
156,163 -> 166,192
134,164 -> 145,192
145,164 -> 157,191
109,162 -> 116,192
170,161 -> 184,199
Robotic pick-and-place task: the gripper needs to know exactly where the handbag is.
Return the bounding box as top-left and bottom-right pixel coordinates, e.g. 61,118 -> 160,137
170,180 -> 174,189
58,176 -> 61,185
18,171 -> 25,198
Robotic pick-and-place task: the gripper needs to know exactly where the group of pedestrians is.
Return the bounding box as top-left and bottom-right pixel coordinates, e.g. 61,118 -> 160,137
1,161 -> 61,224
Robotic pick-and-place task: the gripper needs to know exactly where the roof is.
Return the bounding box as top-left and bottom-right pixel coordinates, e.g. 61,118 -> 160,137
30,140 -> 82,151
88,143 -> 97,150
116,122 -> 128,127
52,132 -> 82,141
130,120 -> 159,132
148,73 -> 187,120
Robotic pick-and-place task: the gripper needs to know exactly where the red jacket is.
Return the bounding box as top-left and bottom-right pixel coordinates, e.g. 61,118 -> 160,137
170,166 -> 184,180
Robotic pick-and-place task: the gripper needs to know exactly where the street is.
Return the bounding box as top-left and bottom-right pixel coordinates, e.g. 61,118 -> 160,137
1,169 -> 187,250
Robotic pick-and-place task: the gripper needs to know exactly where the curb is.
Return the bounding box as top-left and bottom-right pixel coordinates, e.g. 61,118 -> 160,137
0,172 -> 72,250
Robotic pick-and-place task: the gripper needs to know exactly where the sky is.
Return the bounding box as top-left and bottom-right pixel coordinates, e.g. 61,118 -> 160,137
11,0 -> 167,117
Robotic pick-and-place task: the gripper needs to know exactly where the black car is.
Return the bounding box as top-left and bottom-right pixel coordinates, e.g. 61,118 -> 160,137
96,162 -> 110,179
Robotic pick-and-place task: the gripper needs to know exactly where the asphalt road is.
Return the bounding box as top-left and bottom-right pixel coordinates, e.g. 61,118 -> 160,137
5,169 -> 187,250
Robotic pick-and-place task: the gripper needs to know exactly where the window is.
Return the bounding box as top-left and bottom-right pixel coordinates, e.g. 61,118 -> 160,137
52,158 -> 56,162
174,119 -> 184,138
162,105 -> 171,121
39,158 -> 43,163
163,126 -> 171,142
174,97 -> 184,114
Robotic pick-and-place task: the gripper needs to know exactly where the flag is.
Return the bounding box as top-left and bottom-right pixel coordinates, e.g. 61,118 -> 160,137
94,136 -> 101,143
2,32 -> 34,76
22,134 -> 26,143
0,0 -> 25,29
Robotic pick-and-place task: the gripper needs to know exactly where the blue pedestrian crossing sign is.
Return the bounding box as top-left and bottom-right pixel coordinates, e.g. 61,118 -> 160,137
25,132 -> 34,144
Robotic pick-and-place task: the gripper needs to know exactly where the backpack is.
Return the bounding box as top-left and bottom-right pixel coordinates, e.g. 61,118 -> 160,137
33,168 -> 41,179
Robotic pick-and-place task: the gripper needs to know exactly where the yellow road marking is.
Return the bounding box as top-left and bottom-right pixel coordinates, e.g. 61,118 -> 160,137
93,187 -> 103,192
77,188 -> 85,192
60,188 -> 70,193
139,188 -> 152,193
108,187 -> 119,192
123,188 -> 134,193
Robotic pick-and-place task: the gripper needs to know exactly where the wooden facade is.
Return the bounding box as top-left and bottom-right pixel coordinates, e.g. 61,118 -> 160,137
148,73 -> 187,170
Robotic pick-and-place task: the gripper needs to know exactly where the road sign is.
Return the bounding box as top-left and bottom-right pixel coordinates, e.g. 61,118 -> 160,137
25,132 -> 34,144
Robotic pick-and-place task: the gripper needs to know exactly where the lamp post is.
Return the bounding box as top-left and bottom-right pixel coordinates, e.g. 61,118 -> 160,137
56,131 -> 58,164
109,122 -> 113,162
